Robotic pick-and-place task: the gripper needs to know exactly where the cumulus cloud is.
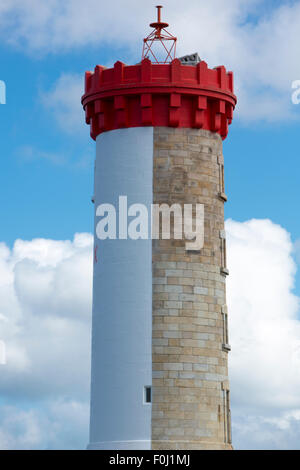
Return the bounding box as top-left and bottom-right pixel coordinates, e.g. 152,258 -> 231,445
0,233 -> 93,449
1,0 -> 300,122
226,218 -> 300,449
0,400 -> 89,450
1,220 -> 300,448
40,74 -> 86,136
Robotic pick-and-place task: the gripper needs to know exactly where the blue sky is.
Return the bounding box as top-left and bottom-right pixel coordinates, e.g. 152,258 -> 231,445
0,1 -> 299,247
1,0 -> 300,450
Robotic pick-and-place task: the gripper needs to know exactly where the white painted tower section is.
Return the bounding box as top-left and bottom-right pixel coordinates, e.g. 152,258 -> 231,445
88,127 -> 153,450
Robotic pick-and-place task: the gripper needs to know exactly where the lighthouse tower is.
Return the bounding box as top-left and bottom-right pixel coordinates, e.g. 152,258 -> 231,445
82,6 -> 236,450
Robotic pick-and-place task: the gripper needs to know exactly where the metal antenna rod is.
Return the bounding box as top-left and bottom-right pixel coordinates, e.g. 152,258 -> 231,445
156,5 -> 162,22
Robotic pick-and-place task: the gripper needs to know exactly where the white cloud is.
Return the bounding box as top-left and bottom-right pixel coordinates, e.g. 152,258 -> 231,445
226,218 -> 300,449
1,0 -> 300,122
1,220 -> 300,448
40,73 -> 87,136
0,400 -> 89,449
0,233 -> 93,449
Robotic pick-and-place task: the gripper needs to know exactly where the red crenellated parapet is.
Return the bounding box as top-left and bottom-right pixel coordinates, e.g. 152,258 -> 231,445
81,58 -> 237,141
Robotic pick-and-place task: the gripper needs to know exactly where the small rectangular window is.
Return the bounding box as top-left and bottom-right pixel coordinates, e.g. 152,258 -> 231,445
226,390 -> 232,444
144,386 -> 151,404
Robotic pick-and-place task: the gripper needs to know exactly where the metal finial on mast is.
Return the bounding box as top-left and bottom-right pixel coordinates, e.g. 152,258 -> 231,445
142,5 -> 177,64
157,5 -> 162,22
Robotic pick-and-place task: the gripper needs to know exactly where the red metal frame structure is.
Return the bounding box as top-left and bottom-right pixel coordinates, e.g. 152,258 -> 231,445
142,5 -> 177,64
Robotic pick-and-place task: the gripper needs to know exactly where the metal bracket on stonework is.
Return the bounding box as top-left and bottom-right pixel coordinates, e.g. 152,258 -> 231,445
219,230 -> 226,240
221,380 -> 230,391
218,192 -> 228,202
220,267 -> 229,276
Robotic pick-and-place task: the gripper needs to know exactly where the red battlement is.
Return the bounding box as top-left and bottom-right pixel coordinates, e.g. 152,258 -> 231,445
81,58 -> 237,141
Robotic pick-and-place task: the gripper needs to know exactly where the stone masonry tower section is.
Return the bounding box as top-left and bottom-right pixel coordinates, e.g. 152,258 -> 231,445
152,127 -> 232,450
82,6 -> 236,450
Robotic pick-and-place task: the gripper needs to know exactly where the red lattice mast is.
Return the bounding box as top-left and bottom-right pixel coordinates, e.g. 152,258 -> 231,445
142,5 -> 177,64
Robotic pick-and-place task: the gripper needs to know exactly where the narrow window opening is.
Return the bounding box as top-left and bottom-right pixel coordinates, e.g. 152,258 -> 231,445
220,232 -> 227,270
224,312 -> 229,344
226,390 -> 232,444
218,161 -> 225,193
223,388 -> 232,444
218,156 -> 227,202
222,305 -> 231,352
221,164 -> 225,193
220,238 -> 227,269
144,386 -> 152,404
